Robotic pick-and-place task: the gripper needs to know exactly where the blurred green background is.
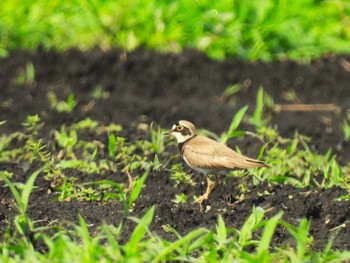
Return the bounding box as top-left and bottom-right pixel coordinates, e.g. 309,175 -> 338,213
1,0 -> 350,61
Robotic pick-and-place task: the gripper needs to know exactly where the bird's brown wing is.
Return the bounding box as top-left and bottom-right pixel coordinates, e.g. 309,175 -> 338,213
183,136 -> 267,170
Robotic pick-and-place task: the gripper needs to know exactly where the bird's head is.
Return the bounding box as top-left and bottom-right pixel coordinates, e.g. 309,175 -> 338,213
165,120 -> 197,143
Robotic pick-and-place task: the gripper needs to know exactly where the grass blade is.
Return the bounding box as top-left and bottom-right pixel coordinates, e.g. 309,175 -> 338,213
239,206 -> 264,247
151,228 -> 207,263
228,105 -> 249,134
1,167 -> 44,214
281,218 -> 311,260
216,214 -> 227,246
128,168 -> 149,206
1,173 -> 23,212
83,179 -> 124,193
221,105 -> 249,144
256,211 -> 283,258
125,206 -> 155,251
108,133 -> 117,158
21,167 -> 44,211
253,86 -> 264,122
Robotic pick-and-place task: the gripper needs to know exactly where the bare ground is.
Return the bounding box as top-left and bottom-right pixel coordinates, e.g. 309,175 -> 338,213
1,48 -> 350,250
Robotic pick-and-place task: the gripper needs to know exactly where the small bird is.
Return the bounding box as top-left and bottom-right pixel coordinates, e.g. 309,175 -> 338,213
165,120 -> 268,204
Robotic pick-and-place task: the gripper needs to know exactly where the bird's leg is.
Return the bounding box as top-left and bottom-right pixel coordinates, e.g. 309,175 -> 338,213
210,175 -> 220,192
195,175 -> 220,204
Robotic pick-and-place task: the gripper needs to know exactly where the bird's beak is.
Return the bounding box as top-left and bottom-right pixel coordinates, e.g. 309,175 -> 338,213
163,129 -> 173,135
163,130 -> 171,135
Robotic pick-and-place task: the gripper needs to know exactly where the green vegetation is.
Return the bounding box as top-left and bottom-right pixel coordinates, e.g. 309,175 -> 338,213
342,112 -> 350,142
170,163 -> 196,187
1,1 -> 350,261
2,172 -> 350,262
16,63 -> 35,86
1,87 -> 350,261
48,92 -> 77,113
1,0 -> 350,60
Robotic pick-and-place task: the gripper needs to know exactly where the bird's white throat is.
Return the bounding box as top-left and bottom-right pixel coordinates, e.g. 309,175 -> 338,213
171,132 -> 193,143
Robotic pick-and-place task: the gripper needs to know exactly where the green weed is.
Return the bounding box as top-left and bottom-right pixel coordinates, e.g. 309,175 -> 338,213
24,139 -> 51,163
0,131 -> 25,162
22,114 -> 43,137
280,219 -> 313,261
222,83 -> 242,100
249,86 -> 273,128
91,85 -> 110,100
47,92 -> 77,113
170,163 -> 196,187
1,86 -> 350,261
54,126 -> 78,158
220,105 -> 249,144
0,167 -> 45,247
108,133 -> 117,158
1,1 -> 350,60
172,193 -> 188,204
137,123 -> 167,157
341,119 -> 350,142
21,115 -> 51,163
16,63 -> 35,86
0,167 -> 156,261
249,132 -> 345,189
1,195 -> 350,262
72,118 -> 99,132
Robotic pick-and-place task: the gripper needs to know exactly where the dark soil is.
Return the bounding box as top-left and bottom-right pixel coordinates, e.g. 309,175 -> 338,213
1,48 -> 350,251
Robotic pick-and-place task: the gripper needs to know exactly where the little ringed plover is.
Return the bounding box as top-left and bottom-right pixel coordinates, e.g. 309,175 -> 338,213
165,120 -> 268,204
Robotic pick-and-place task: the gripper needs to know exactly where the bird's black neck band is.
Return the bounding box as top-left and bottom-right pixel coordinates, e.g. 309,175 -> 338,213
177,135 -> 196,156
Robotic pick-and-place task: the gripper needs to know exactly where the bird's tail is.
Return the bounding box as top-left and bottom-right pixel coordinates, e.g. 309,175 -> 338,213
244,158 -> 269,168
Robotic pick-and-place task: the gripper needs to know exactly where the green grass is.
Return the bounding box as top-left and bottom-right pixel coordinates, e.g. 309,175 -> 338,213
1,0 -> 350,60
2,172 -> 350,262
2,2 -> 350,259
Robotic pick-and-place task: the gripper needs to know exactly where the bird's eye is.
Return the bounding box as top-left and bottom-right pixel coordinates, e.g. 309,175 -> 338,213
176,125 -> 184,131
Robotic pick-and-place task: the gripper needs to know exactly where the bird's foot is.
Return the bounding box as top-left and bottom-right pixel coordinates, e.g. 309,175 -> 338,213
194,193 -> 209,204
193,176 -> 219,211
194,193 -> 210,212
